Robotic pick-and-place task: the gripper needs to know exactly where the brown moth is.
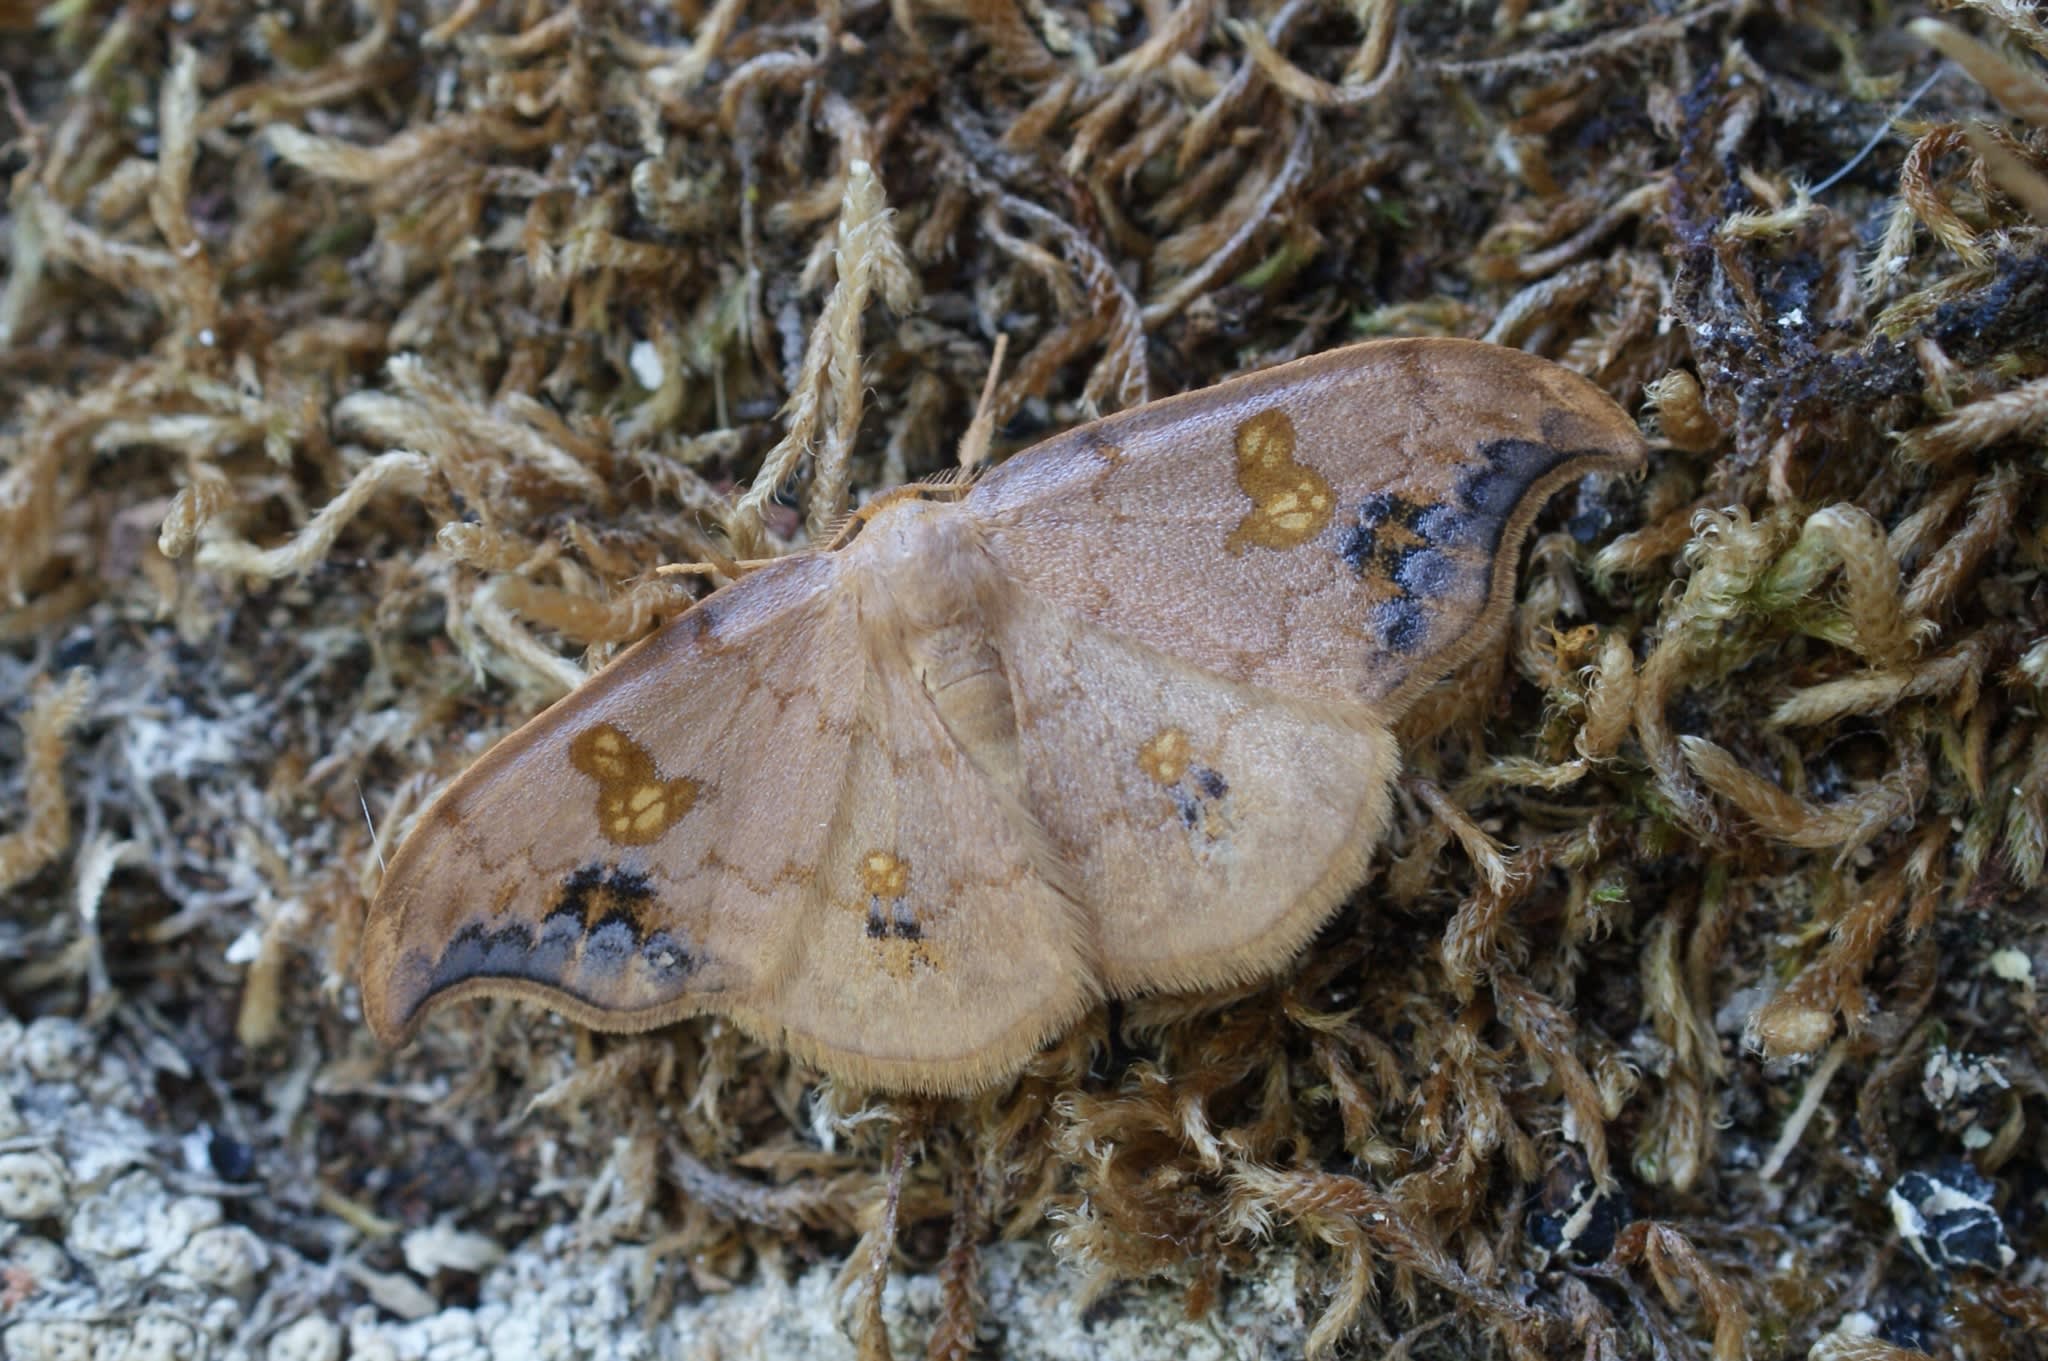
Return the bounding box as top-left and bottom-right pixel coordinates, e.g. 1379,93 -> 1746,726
360,338 -> 1646,1093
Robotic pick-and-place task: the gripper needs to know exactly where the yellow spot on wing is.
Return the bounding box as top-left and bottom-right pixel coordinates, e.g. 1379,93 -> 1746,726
1137,727 -> 1192,786
1224,407 -> 1337,554
851,849 -> 938,977
860,849 -> 910,898
569,723 -> 700,847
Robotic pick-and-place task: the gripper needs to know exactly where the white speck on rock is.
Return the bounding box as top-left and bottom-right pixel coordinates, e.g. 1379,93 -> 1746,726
1,1319 -> 98,1361
628,340 -> 664,390
21,1018 -> 93,1082
226,926 -> 265,965
1988,947 -> 2033,986
173,1224 -> 269,1296
403,1218 -> 507,1278
266,1317 -> 343,1361
0,1151 -> 69,1220
4,1234 -> 70,1291
115,1311 -> 206,1361
66,1169 -> 225,1296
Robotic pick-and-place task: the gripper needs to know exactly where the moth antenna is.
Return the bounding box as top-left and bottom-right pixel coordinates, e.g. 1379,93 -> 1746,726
815,508 -> 861,550
955,333 -> 1011,473
822,481 -> 974,551
652,551 -> 780,583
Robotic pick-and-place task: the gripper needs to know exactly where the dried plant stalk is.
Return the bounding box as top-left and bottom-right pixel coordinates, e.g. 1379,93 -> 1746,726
196,452 -> 433,579
1964,122 -> 2048,220
1606,1222 -> 1751,1361
157,464 -> 235,560
1898,375 -> 2048,464
1911,19 -> 2048,123
1637,910 -> 1722,1191
1771,636 -> 1988,727
1644,369 -> 1722,453
0,671 -> 92,892
1226,1164 -> 1528,1337
1760,503 -> 1925,666
1411,779 -> 1513,897
493,576 -> 702,648
733,156 -> 915,550
1682,734 -> 1927,858
1494,973 -> 1615,1185
1902,463 -> 2023,619
1750,870 -> 1908,1058
1144,117 -> 1313,325
2001,730 -> 2048,886
1632,509 -> 1788,832
463,576 -> 590,699
335,360 -> 607,503
1577,631 -> 1638,760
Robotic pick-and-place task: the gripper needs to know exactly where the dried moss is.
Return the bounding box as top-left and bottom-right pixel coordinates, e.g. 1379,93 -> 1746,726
4,2 -> 2047,1358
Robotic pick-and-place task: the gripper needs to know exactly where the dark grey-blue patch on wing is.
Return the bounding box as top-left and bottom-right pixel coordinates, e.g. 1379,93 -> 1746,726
1369,598 -> 1428,653
1450,438 -> 1583,549
581,916 -> 640,976
416,858 -> 706,1014
1336,436 -> 1593,657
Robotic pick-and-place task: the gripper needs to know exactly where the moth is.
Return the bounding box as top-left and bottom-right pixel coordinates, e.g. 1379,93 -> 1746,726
361,338 -> 1646,1092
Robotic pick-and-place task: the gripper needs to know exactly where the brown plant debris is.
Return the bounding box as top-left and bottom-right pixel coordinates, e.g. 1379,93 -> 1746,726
5,1 -> 2048,1358
0,669 -> 89,891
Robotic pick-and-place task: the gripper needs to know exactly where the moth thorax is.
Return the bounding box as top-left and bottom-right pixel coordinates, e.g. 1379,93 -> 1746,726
866,501 -> 999,633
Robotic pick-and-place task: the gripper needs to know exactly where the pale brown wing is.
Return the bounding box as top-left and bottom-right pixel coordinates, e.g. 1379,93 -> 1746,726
362,547 -> 1095,1091
359,552 -> 867,1048
756,637 -> 1097,1092
996,594 -> 1399,996
965,337 -> 1646,713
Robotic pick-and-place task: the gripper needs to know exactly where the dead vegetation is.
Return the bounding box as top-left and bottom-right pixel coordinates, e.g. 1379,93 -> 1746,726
3,0 -> 2046,1357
